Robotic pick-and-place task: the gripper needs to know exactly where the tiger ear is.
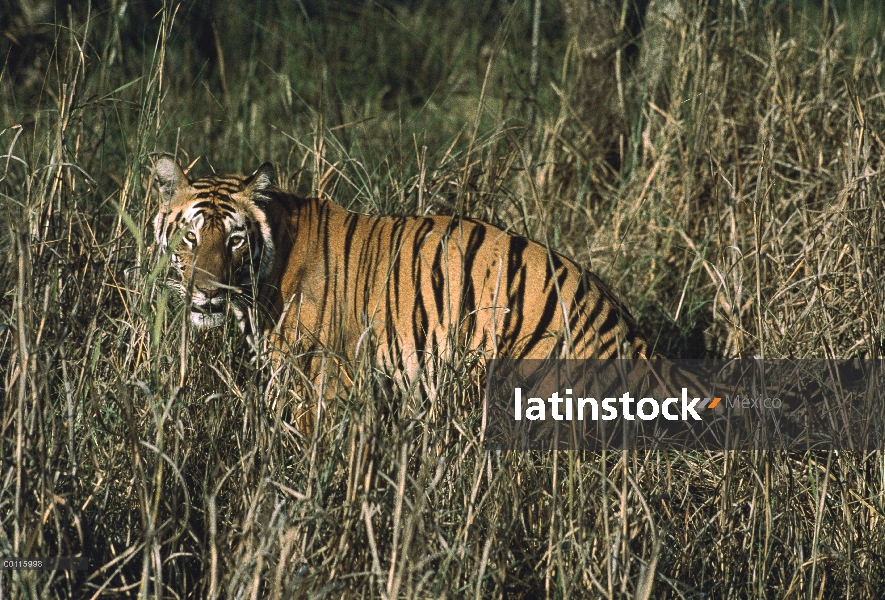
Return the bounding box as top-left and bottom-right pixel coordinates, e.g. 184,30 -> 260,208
152,155 -> 190,202
245,162 -> 275,196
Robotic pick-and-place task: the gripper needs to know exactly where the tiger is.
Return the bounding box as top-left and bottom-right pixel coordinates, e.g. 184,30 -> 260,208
151,155 -> 656,385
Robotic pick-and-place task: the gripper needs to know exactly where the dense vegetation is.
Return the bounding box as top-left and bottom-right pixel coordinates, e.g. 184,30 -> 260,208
2,0 -> 885,597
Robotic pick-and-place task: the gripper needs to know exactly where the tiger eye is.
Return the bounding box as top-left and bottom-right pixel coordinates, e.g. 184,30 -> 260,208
185,231 -> 197,243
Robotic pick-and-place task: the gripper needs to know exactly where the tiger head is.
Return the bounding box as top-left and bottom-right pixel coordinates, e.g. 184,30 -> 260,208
151,156 -> 276,330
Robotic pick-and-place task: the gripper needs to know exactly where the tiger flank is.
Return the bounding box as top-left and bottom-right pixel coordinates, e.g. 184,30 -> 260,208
151,156 -> 655,388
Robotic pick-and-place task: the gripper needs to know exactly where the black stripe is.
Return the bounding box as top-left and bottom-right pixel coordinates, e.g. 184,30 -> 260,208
389,219 -> 407,315
594,305 -> 622,340
501,236 -> 529,351
542,252 -> 567,294
520,285 -> 560,358
430,245 -> 445,324
411,219 -> 434,281
413,285 -> 428,357
507,236 -> 529,282
360,217 -> 384,311
458,223 -> 486,344
567,270 -> 592,335
189,203 -> 238,220
316,205 -> 332,325
501,265 -> 527,353
342,213 -> 361,296
581,284 -> 606,332
596,337 -> 615,358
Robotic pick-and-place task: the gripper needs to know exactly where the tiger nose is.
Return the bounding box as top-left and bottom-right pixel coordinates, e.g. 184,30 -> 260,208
202,286 -> 222,298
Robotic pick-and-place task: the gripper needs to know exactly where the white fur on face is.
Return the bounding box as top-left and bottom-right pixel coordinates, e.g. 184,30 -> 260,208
190,311 -> 225,328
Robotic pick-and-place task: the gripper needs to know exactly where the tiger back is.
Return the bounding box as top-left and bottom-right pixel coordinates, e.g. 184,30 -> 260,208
151,156 -> 654,384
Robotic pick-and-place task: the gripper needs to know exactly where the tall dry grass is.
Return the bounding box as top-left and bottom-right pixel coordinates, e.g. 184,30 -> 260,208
2,0 -> 885,597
